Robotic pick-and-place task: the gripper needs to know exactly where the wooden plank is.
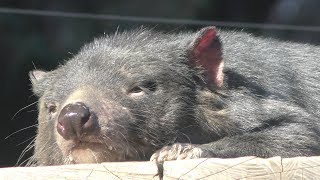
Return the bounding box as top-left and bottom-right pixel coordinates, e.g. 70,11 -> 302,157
282,156 -> 320,179
1,156 -> 320,179
163,156 -> 282,179
0,161 -> 159,180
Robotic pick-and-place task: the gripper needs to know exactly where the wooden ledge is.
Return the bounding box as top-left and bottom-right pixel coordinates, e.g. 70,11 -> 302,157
1,156 -> 319,179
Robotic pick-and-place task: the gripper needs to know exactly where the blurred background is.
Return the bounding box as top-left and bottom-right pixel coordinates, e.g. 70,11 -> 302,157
1,0 -> 320,167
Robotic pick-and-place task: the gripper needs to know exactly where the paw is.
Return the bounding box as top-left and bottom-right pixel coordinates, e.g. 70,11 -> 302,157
150,143 -> 208,162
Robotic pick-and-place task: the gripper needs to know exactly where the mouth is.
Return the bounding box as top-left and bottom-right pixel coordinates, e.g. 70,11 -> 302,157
66,140 -> 120,164
56,128 -> 149,164
71,140 -> 114,151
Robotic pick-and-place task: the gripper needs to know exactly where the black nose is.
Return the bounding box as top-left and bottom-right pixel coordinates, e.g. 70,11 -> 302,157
57,102 -> 97,140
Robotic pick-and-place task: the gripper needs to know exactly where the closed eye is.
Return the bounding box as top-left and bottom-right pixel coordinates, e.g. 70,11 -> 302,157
127,81 -> 157,97
129,86 -> 143,94
46,102 -> 57,114
128,86 -> 145,97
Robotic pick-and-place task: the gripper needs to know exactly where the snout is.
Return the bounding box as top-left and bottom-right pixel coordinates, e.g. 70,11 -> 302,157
57,102 -> 98,140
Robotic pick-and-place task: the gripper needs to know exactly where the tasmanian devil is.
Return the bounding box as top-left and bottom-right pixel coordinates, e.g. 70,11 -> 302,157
28,26 -> 320,165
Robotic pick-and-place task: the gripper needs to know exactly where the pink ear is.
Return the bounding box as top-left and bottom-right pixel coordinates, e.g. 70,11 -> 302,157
29,70 -> 47,85
190,27 -> 224,88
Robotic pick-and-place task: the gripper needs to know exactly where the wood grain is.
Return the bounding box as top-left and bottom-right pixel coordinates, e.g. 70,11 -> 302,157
1,156 -> 319,179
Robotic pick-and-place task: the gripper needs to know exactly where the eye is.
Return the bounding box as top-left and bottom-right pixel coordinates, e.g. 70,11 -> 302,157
127,81 -> 157,97
128,86 -> 145,97
46,102 -> 57,114
129,86 -> 143,94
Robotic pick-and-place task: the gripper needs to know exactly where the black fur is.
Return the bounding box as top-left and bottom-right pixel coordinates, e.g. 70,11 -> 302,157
29,27 -> 320,165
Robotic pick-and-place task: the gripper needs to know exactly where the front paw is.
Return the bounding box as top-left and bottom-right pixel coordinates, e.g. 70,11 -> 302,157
150,143 -> 210,162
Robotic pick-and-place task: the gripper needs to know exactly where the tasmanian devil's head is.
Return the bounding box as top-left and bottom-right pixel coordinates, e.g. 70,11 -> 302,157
29,27 -> 225,165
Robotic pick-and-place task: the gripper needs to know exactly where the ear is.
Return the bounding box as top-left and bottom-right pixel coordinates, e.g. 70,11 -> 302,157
29,70 -> 48,96
29,70 -> 47,84
188,26 -> 224,88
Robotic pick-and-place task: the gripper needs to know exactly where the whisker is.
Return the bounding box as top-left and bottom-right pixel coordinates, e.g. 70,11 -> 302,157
5,124 -> 38,139
19,155 -> 34,167
11,101 -> 38,121
26,110 -> 38,113
16,135 -> 36,146
16,138 -> 35,166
